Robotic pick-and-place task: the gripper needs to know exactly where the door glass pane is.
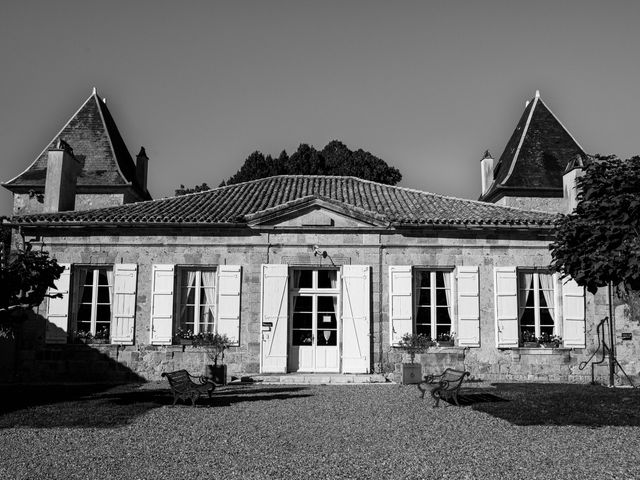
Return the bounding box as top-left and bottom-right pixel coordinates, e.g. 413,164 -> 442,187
293,270 -> 313,288
318,270 -> 337,289
318,330 -> 336,346
292,331 -> 313,346
293,296 -> 312,312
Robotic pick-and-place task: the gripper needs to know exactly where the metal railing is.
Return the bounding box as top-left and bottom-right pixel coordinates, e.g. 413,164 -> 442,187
578,317 -> 635,387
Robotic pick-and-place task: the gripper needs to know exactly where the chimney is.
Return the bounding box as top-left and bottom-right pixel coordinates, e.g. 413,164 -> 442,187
135,146 -> 149,192
44,139 -> 81,212
480,150 -> 494,196
563,153 -> 586,213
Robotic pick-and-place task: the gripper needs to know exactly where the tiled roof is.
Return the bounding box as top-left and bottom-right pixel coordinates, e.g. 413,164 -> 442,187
12,175 -> 556,228
3,90 -> 150,199
480,92 -> 587,202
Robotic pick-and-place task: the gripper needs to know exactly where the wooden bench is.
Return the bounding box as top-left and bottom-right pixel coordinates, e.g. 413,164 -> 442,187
417,368 -> 470,407
161,370 -> 216,406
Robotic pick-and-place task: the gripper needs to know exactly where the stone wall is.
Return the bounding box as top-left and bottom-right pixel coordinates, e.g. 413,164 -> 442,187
9,226 -> 638,384
494,196 -> 565,213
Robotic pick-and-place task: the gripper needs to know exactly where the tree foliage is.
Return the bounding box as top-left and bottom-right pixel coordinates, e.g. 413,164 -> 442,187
550,155 -> 640,294
175,183 -> 210,196
223,140 -> 402,186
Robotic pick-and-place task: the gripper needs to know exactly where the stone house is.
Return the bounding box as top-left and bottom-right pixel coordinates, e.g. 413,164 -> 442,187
3,88 -> 637,383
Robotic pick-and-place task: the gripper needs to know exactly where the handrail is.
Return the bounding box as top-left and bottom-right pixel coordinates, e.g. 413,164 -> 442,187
579,317 -> 635,387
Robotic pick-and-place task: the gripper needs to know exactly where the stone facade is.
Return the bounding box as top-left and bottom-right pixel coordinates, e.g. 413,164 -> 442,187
9,225 -> 632,385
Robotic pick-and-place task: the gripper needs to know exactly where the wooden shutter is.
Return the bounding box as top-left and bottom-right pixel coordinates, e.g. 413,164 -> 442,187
389,266 -> 413,346
456,266 -> 480,347
562,278 -> 586,348
260,264 -> 289,373
46,263 -> 71,344
217,265 -> 242,345
150,264 -> 174,345
112,264 -> 138,345
342,265 -> 371,373
495,267 -> 519,348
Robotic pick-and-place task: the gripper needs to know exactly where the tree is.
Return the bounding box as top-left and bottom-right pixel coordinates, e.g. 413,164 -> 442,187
549,155 -> 640,294
175,183 -> 210,196
222,140 -> 402,185
0,223 -> 65,337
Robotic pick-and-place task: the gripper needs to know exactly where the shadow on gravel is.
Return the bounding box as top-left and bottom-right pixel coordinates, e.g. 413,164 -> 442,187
454,392 -> 509,406
0,384 -> 312,428
472,383 -> 640,427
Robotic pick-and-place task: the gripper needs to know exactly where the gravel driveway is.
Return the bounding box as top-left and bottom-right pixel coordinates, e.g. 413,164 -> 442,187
1,382 -> 639,479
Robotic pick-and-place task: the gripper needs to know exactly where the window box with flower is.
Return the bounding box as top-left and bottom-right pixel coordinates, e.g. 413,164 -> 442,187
174,328 -> 194,345
436,332 -> 455,347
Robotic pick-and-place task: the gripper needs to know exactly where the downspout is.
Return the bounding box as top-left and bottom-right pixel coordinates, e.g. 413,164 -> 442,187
378,234 -> 384,374
609,282 -> 615,387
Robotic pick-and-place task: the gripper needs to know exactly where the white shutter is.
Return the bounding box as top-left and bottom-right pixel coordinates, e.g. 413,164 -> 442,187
562,278 -> 586,348
150,264 -> 174,345
495,267 -> 519,348
112,264 -> 137,345
46,263 -> 71,344
217,265 -> 242,345
342,265 -> 371,373
389,266 -> 413,346
456,266 -> 480,347
260,264 -> 289,373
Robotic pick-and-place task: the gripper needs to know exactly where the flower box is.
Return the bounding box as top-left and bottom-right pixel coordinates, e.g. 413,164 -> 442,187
523,342 -> 540,348
541,342 -> 560,348
176,338 -> 193,345
437,340 -> 455,347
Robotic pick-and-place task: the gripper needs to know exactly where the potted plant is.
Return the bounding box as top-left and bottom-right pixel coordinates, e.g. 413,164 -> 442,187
92,327 -> 110,344
72,330 -> 94,344
436,332 -> 455,347
193,332 -> 231,385
174,328 -> 194,345
397,333 -> 433,384
539,333 -> 562,348
521,330 -> 540,348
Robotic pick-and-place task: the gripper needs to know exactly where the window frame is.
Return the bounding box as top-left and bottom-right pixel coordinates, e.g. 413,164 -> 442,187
412,267 -> 454,340
517,268 -> 557,340
71,265 -> 114,338
175,266 -> 218,336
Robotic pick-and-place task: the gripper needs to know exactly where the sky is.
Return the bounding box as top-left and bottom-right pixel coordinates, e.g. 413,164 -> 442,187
1,0 -> 640,216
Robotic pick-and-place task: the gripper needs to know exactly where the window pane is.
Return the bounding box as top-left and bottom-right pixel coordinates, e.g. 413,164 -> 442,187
97,286 -> 111,304
416,271 -> 430,288
318,270 -> 337,289
200,306 -> 215,326
416,324 -> 431,338
96,304 -> 111,323
317,312 -> 337,329
435,306 -> 451,324
77,304 -> 91,322
97,269 -> 111,286
79,286 -> 93,304
435,288 -> 450,307
417,289 -> 431,306
201,287 -> 216,306
436,325 -> 451,338
520,309 -> 535,328
416,306 -> 430,323
540,308 -> 554,326
293,270 -> 313,288
180,306 -> 196,324
435,272 -> 446,288
181,285 -> 196,305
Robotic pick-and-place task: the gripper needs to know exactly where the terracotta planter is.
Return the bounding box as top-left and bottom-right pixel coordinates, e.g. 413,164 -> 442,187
206,364 -> 228,385
400,363 -> 422,385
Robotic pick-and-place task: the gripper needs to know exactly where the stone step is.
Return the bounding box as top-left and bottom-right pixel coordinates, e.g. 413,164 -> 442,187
246,373 -> 392,385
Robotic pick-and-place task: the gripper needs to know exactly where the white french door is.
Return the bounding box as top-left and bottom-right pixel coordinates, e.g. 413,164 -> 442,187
288,268 -> 340,372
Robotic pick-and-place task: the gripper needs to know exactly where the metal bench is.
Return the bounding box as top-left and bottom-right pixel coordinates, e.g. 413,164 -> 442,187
161,369 -> 216,406
417,368 -> 470,407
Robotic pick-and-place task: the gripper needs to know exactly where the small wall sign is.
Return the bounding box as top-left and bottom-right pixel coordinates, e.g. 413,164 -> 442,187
622,332 -> 632,341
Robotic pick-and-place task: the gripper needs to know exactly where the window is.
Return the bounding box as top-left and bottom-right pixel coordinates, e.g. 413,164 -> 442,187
518,270 -> 555,340
414,270 -> 453,340
177,268 -> 216,335
74,266 -> 113,338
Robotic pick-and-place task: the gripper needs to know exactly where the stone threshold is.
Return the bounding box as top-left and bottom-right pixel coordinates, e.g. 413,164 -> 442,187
248,373 -> 391,384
